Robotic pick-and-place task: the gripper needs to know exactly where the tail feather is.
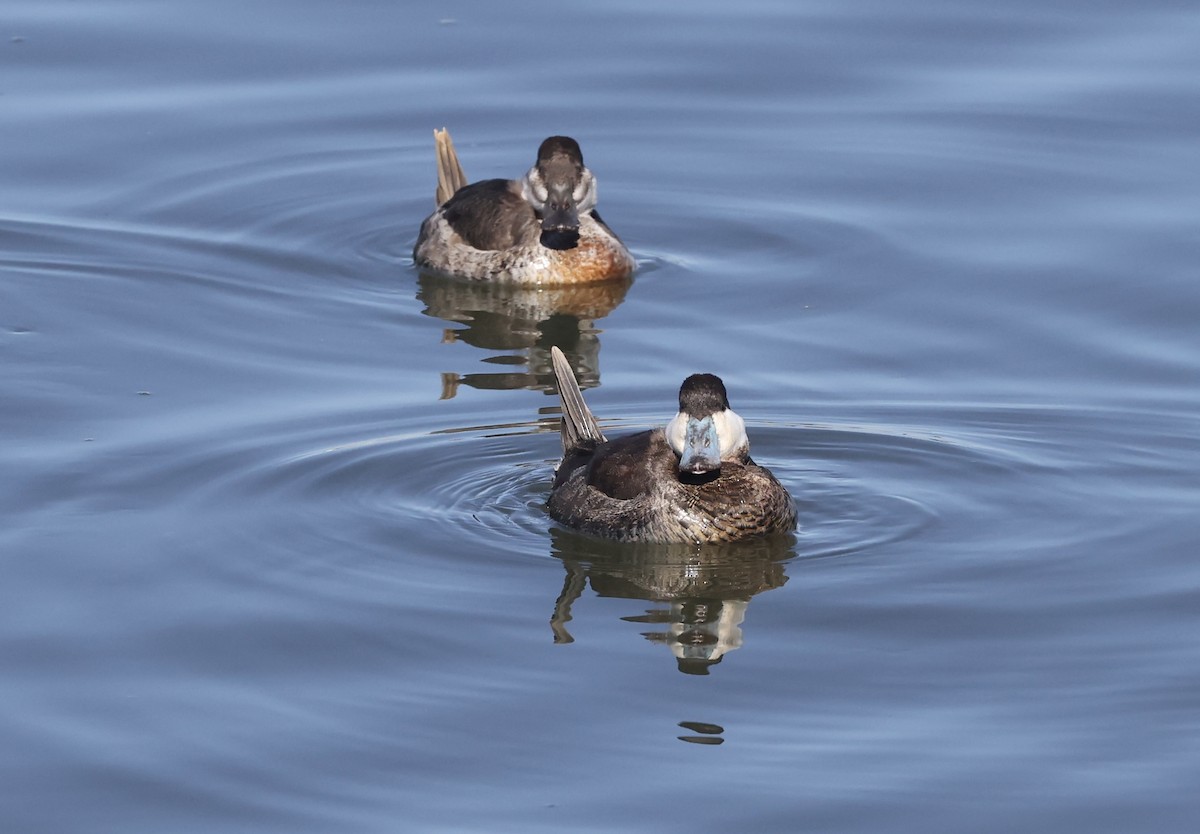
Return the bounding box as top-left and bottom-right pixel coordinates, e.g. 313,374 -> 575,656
551,346 -> 606,455
433,128 -> 468,207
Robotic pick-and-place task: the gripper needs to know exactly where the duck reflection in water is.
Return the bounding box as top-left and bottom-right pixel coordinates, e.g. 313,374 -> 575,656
548,529 -> 792,675
416,271 -> 630,397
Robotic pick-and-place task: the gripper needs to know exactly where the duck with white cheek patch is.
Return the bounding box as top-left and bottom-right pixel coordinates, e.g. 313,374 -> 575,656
547,347 -> 796,544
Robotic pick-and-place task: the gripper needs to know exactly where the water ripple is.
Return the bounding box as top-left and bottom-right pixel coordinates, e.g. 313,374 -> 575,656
184,410 -> 1023,573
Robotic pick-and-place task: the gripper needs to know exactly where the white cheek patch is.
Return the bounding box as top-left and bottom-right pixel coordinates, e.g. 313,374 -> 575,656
665,411 -> 687,456
666,408 -> 748,460
713,409 -> 748,458
573,169 -> 598,213
522,168 -> 548,208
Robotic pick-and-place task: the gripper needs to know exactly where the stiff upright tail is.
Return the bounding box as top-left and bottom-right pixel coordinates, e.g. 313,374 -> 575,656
433,128 -> 468,206
550,346 -> 606,455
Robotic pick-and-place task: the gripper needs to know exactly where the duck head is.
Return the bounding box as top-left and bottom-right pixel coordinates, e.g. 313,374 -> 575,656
665,373 -> 750,476
522,136 -> 598,233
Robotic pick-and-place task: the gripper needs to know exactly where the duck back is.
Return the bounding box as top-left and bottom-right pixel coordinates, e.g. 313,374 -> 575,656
441,179 -> 540,251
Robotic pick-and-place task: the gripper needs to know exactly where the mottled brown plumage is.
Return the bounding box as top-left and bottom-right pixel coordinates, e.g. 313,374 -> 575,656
547,347 -> 796,544
414,129 -> 635,284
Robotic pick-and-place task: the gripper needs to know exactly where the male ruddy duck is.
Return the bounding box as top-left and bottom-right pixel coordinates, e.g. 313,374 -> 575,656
548,346 -> 796,544
413,129 -> 636,285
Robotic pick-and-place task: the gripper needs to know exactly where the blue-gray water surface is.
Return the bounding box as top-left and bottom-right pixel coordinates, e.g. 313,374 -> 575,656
3,1 -> 1199,832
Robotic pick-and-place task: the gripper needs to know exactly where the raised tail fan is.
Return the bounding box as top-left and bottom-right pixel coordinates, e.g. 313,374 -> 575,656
550,346 -> 606,455
433,127 -> 468,207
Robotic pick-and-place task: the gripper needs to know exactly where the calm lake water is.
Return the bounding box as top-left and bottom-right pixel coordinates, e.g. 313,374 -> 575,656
3,1 -> 1198,831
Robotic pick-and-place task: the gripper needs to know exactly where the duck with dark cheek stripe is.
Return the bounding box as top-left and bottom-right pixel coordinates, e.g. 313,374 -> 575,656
414,130 -> 635,284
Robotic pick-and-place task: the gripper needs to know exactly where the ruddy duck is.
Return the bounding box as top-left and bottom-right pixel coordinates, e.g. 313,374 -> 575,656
547,346 -> 797,543
413,129 -> 636,284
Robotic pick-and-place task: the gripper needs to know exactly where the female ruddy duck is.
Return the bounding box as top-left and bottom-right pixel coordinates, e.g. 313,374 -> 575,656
413,129 -> 636,284
548,346 -> 796,544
